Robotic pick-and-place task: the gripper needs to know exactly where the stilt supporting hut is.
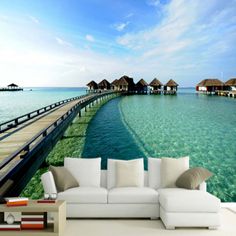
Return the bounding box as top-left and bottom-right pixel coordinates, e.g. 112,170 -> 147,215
98,79 -> 111,90
163,79 -> 178,95
149,78 -> 163,94
136,79 -> 148,94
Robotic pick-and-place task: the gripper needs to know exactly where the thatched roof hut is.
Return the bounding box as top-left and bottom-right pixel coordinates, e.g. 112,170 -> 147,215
225,78 -> 236,86
116,75 -> 135,91
165,79 -> 178,87
86,80 -> 98,90
111,79 -> 119,90
149,78 -> 163,90
136,79 -> 148,87
136,79 -> 148,93
98,79 -> 111,90
196,78 -> 224,92
7,83 -> 18,88
164,79 -> 178,92
111,79 -> 119,85
197,79 -> 224,87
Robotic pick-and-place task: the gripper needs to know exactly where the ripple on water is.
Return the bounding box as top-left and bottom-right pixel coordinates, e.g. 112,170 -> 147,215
84,93 -> 236,202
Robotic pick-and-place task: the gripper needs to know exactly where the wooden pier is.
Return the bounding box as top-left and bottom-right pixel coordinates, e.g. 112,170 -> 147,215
0,91 -> 117,196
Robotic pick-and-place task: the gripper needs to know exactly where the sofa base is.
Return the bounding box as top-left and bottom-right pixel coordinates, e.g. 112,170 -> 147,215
66,203 -> 160,218
160,206 -> 220,229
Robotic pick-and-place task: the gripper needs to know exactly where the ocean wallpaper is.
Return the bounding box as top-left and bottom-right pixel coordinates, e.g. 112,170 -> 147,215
0,0 -> 236,215
0,88 -> 235,202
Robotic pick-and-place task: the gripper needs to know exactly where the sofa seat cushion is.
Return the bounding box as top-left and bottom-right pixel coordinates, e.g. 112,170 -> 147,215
108,187 -> 159,204
158,188 -> 220,213
58,187 -> 108,204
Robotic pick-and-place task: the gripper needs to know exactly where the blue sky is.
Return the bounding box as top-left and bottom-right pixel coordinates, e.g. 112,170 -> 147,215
0,0 -> 235,87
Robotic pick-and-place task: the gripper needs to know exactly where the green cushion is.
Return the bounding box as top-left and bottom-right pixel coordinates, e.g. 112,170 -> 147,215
176,167 -> 213,189
49,166 -> 79,192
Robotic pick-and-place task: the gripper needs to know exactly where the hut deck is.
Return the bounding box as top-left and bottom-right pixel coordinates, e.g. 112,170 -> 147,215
0,88 -> 23,91
215,90 -> 236,98
163,90 -> 177,95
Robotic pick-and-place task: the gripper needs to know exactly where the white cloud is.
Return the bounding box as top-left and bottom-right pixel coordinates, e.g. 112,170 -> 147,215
117,0 -> 236,59
85,34 -> 95,42
0,0 -> 235,88
114,22 -> 129,32
147,0 -> 161,7
55,37 -> 72,47
28,15 -> 40,24
125,13 -> 134,18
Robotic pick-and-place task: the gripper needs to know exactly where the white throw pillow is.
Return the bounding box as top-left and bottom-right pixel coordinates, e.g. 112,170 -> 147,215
161,157 -> 189,188
148,157 -> 161,189
107,159 -> 144,189
64,158 -> 101,187
116,160 -> 144,187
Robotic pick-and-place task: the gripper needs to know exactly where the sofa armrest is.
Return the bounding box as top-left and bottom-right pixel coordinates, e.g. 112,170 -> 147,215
41,171 -> 57,194
198,181 -> 207,192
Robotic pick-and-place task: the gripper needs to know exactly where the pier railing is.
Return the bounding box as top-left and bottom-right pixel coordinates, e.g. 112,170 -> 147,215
0,91 -> 117,195
0,94 -> 89,133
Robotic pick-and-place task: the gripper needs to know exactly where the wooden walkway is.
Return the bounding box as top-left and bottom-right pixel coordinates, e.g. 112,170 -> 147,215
0,92 -> 115,191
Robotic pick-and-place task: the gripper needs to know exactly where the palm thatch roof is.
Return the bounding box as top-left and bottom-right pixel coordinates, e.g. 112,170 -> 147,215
8,83 -> 18,87
136,79 -> 148,87
98,79 -> 110,87
111,79 -> 119,86
117,75 -> 134,86
117,77 -> 129,86
149,78 -> 163,86
225,78 -> 236,86
165,79 -> 178,87
197,79 -> 224,87
86,80 -> 98,88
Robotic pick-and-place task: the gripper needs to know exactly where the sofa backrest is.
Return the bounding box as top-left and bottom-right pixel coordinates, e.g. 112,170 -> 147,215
41,158 -> 163,193
100,170 -> 149,188
148,158 -> 161,189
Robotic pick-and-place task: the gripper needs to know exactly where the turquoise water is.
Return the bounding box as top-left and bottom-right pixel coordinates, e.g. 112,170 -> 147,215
0,87 -> 86,123
83,89 -> 236,202
1,87 -> 236,201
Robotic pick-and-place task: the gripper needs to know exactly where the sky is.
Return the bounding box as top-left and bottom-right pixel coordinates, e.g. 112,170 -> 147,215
0,0 -> 236,87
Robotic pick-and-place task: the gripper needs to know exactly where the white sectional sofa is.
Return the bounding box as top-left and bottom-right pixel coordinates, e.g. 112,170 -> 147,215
41,157 -> 221,229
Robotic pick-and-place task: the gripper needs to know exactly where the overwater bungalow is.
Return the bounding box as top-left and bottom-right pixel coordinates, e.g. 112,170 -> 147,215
225,78 -> 236,91
163,79 -> 178,95
117,75 -> 135,92
135,79 -> 148,94
149,78 -> 163,94
196,79 -> 224,94
86,80 -> 98,92
111,79 -> 119,91
98,79 -> 111,90
0,83 -> 23,91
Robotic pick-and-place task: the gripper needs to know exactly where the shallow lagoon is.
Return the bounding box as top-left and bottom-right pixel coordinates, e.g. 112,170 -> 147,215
83,90 -> 236,202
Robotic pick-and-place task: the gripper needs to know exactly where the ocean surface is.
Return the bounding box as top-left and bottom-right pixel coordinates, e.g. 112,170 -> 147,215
1,87 -> 236,202
0,87 -> 86,123
83,88 -> 236,202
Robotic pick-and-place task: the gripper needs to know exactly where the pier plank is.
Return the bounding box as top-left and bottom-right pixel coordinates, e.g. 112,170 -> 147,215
0,97 -> 89,177
0,92 -> 116,193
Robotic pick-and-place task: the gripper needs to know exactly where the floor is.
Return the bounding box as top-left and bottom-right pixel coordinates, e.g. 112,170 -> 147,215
63,207 -> 236,236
